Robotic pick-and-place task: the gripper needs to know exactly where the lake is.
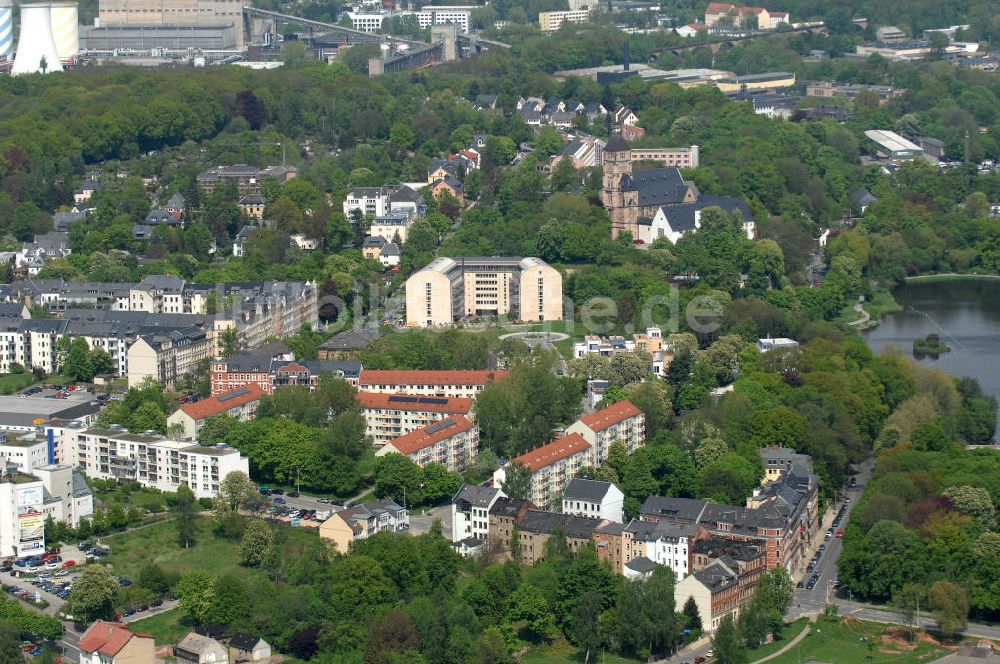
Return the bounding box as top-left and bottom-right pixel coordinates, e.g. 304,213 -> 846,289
861,279 -> 1000,436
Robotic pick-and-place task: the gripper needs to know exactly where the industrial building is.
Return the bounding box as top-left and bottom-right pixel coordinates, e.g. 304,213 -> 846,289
84,0 -> 243,49
405,256 -> 563,327
715,71 -> 796,93
864,129 -> 924,160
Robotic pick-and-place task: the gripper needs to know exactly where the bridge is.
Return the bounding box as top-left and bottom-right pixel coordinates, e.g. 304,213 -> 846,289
242,6 -> 426,48
457,33 -> 510,52
650,23 -> 826,58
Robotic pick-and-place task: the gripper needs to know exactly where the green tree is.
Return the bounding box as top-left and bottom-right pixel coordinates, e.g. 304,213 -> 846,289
929,580 -> 968,639
64,337 -> 93,381
943,485 -> 997,530
891,583 -> 925,642
509,584 -> 556,642
219,327 -> 240,358
89,348 -> 114,376
176,571 -> 215,624
712,614 -> 747,664
0,623 -> 23,663
499,461 -> 531,500
239,520 -> 274,568
683,595 -> 702,631
66,565 -> 119,621
175,485 -> 196,548
218,470 -> 255,512
374,453 -> 424,506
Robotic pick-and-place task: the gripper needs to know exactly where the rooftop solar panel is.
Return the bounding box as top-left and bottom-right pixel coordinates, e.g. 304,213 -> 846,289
426,419 -> 456,434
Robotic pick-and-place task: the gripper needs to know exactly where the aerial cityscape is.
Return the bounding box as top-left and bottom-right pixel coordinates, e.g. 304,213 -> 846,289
0,0 -> 998,662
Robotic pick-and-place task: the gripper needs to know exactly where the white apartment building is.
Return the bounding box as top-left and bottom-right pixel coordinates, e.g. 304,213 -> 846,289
375,415 -> 478,472
369,210 -> 416,245
127,328 -> 213,389
342,185 -> 422,219
414,8 -> 471,32
566,399 -> 645,465
0,472 -> 46,557
626,519 -> 698,580
68,427 -> 250,499
347,12 -> 385,31
0,434 -> 50,473
451,483 -> 505,544
561,478 -> 624,523
359,369 -> 508,399
33,464 -> 94,529
493,433 -> 595,509
357,392 -> 474,447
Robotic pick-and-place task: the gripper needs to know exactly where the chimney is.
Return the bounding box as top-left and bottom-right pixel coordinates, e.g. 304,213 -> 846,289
623,41 -> 630,71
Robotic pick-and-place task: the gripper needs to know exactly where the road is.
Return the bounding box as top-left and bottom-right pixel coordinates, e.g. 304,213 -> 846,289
408,504 -> 452,537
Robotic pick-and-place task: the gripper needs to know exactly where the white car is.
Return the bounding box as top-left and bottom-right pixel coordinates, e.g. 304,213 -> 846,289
54,571 -> 68,578
46,563 -> 59,570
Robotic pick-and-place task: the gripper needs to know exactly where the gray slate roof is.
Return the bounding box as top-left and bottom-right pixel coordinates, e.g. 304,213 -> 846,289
563,478 -> 616,502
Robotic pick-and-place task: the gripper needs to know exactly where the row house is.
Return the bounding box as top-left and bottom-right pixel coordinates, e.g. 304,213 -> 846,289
196,164 -> 297,194
625,519 -> 705,581
674,559 -> 742,633
318,498 -> 408,552
639,460 -> 819,573
126,327 -> 213,389
210,345 -> 360,396
492,433 -> 593,509
487,495 -> 535,554
375,415 -> 479,472
566,399 -> 646,464
66,426 -> 250,499
357,391 -> 474,447
359,369 -> 508,399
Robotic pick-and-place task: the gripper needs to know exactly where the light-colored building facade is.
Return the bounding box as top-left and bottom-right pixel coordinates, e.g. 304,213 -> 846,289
127,328 -> 213,389
0,470 -> 46,557
318,498 -> 408,552
539,9 -> 592,31
67,427 -> 250,499
167,384 -> 266,439
78,621 -> 156,664
405,256 -> 563,327
359,369 -> 507,399
566,399 -> 645,465
562,478 -> 625,523
376,415 -> 478,472
493,433 -> 594,509
451,483 -> 505,544
358,392 -> 473,447
628,146 -> 700,168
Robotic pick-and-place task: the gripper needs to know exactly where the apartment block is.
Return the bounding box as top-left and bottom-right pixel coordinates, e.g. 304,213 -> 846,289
68,427 -> 250,499
405,256 -> 563,327
342,184 -> 422,218
359,369 -> 507,399
376,415 -> 478,472
210,346 -> 361,396
357,392 -> 473,447
538,9 -> 592,31
127,328 -> 213,389
628,146 -> 700,169
493,433 -> 594,509
566,399 -> 645,464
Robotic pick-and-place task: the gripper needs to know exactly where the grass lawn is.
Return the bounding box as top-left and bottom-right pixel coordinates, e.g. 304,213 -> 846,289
103,516 -> 318,580
522,637 -> 640,664
129,607 -> 192,644
765,617 -> 949,664
745,618 -> 810,660
0,372 -> 36,394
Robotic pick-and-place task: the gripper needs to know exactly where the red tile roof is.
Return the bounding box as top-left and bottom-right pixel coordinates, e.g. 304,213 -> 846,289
512,433 -> 591,471
79,621 -> 147,657
737,5 -> 766,13
576,400 -> 642,432
705,2 -> 734,13
177,384 -> 266,421
388,415 -> 475,454
357,391 -> 473,415
360,369 -> 508,388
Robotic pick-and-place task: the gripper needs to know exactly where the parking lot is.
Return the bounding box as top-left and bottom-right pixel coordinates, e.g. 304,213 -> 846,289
258,489 -> 344,528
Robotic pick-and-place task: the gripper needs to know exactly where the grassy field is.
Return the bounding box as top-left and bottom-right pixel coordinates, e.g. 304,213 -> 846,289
906,273 -> 1000,283
129,608 -> 191,644
745,617 -> 810,661
765,617 -> 949,664
103,516 -> 318,580
0,373 -> 37,394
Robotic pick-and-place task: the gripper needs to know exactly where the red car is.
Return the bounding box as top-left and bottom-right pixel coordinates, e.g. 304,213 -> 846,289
62,560 -> 76,568
836,528 -> 844,538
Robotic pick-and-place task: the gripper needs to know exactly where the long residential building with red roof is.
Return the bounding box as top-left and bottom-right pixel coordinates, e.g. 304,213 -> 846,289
359,369 -> 508,399
357,391 -> 474,446
167,384 -> 266,439
79,620 -> 155,664
376,415 -> 478,471
567,399 -> 645,464
493,433 -> 594,508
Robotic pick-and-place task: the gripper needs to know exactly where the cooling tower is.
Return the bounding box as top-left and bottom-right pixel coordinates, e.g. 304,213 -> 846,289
11,3 -> 63,74
0,0 -> 12,59
49,1 -> 78,59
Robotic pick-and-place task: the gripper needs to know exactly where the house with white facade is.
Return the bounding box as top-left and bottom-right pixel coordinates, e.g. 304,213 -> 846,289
561,478 -> 624,523
451,483 -> 505,545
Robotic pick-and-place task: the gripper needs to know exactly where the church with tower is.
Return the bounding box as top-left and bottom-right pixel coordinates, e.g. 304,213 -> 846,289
600,133 -> 754,243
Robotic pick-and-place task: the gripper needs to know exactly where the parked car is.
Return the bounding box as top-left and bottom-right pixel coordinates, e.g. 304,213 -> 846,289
273,497 -> 286,504
836,529 -> 844,538
270,488 -> 284,495
287,491 -> 300,498
62,561 -> 76,568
